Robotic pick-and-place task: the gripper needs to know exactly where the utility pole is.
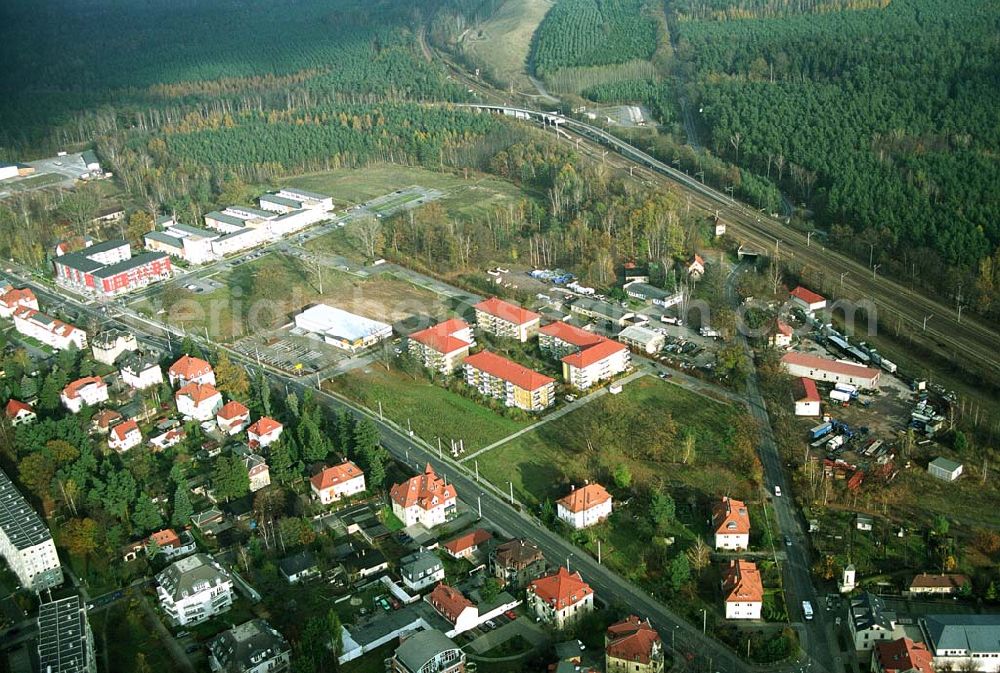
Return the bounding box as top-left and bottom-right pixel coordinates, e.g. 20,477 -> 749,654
840,271 -> 849,290
597,539 -> 602,564
869,242 -> 875,268
508,481 -> 514,505
806,231 -> 814,246
923,314 -> 933,331
378,400 -> 383,420
475,460 -> 480,482
872,264 -> 881,280
477,495 -> 482,519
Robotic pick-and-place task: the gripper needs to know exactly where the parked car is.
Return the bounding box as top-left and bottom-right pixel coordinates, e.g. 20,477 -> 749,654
504,610 -> 517,620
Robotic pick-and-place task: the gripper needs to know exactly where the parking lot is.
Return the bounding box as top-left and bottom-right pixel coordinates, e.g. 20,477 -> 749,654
232,331 -> 347,375
364,186 -> 444,218
0,152 -> 92,198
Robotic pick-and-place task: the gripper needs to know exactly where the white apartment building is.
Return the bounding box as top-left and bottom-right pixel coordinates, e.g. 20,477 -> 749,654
390,465 -> 457,529
722,560 -> 763,620
561,339 -> 630,390
156,553 -> 234,626
0,468 -> 63,592
120,352 -> 163,390
0,287 -> 39,319
527,567 -> 594,629
13,307 -> 87,351
175,383 -> 223,421
712,497 -> 750,551
92,329 -> 138,365
61,377 -> 109,414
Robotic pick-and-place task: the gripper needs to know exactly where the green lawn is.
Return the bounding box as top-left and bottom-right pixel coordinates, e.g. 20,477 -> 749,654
341,641 -> 396,673
476,377 -> 750,508
89,599 -> 177,673
325,365 -> 530,451
3,172 -> 66,192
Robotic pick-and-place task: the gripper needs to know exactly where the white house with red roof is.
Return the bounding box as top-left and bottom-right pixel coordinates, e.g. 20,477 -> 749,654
557,483 -> 612,530
442,529 -> 492,560
389,464 -> 457,529
781,351 -> 880,388
527,567 -> 594,628
464,350 -> 555,411
311,461 -> 366,504
13,307 -> 87,351
0,287 -> 38,319
427,584 -> 480,636
561,339 -> 630,390
407,319 -> 475,374
789,286 -> 827,313
605,615 -> 664,673
722,560 -> 763,619
473,297 -> 541,342
109,419 -> 142,453
61,376 -> 109,413
712,497 -> 750,550
794,377 -> 821,416
216,400 -> 250,435
688,254 -> 706,279
247,417 -> 283,449
168,354 -> 216,387
175,383 -> 223,421
150,428 -> 186,451
770,320 -> 793,349
4,400 -> 36,426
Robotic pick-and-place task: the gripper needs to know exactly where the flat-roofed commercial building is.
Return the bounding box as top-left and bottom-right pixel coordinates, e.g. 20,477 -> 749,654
295,304 -> 392,352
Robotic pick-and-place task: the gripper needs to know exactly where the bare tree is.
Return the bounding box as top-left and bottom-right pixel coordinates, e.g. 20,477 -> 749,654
349,215 -> 383,261
686,537 -> 712,575
730,132 -> 742,163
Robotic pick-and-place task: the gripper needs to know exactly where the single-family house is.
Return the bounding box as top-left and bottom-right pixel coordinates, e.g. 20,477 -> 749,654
150,428 -> 186,451
688,254 -> 706,278
61,376 -> 108,413
794,377 -> 821,416
490,539 -> 546,589
442,529 -> 492,560
605,615 -> 664,673
389,464 -> 457,529
527,567 -> 594,629
4,400 -> 36,426
712,497 -> 750,550
279,551 -> 319,584
856,514 -> 874,531
908,574 -> 969,596
92,329 -> 137,365
770,321 -> 793,349
168,354 -> 216,387
722,559 -> 763,620
175,383 -> 223,421
311,461 -> 366,505
108,419 -> 142,453
216,400 -> 251,435
247,417 -> 283,449
473,297 -> 540,342
556,483 -> 612,530
789,286 -> 827,313
120,351 -> 163,390
427,584 -> 479,636
208,619 -> 290,673
400,551 -> 445,592
92,409 -> 123,434
147,529 -> 196,560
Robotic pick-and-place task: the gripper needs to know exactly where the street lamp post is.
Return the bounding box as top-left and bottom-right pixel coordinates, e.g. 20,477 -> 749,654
872,264 -> 881,280
806,231 -> 814,246
840,271 -> 849,290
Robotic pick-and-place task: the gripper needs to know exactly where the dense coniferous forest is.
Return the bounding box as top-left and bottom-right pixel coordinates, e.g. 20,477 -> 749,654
672,0 -> 1000,308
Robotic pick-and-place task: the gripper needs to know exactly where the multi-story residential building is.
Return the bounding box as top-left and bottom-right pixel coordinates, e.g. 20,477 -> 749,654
400,551 -> 445,592
538,321 -> 604,359
391,629 -> 466,673
53,240 -> 172,297
557,483 -> 613,530
464,351 -> 555,411
168,354 -> 216,387
712,497 -> 750,550
156,553 -> 234,626
247,417 -> 283,449
91,329 -> 137,365
722,559 -> 763,620
617,324 -> 665,354
442,529 -> 492,560
13,307 -> 87,351
310,461 -> 366,505
267,187 -> 333,212
0,287 -> 38,318
473,297 -> 541,342
849,593 -> 898,651
527,567 -> 594,629
605,615 -> 664,673
872,637 -> 934,673
490,539 -> 546,589
145,222 -> 220,265
61,377 -> 108,414
390,464 -> 457,529
561,339 -> 630,389
407,319 -> 475,374
120,351 -> 163,390
36,594 -> 96,673
4,399 -> 36,426
175,383 -> 223,421
210,227 -> 268,257
208,619 -> 290,673
0,468 -> 63,592
920,615 -> 1000,672
108,419 -> 142,453
217,401 -> 251,435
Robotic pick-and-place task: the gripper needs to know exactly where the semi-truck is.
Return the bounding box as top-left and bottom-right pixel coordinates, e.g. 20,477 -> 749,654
802,601 -> 814,620
830,389 -> 852,403
809,422 -> 833,440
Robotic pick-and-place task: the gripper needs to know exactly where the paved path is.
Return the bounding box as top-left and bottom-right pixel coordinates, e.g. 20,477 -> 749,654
466,618 -> 547,654
137,594 -> 194,673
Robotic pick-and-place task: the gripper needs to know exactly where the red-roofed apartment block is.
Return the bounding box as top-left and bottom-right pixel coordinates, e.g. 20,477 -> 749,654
389,464 -> 457,529
13,307 -> 87,351
109,419 -> 142,453
538,321 -> 604,357
407,318 -> 475,374
605,615 -> 664,673
527,567 -> 594,628
794,377 -> 821,416
464,351 -> 555,411
789,286 -> 827,313
247,417 -> 283,448
0,287 -> 38,319
722,560 -> 763,619
442,529 -> 492,560
712,497 -> 750,550
556,483 -> 613,530
781,352 -> 880,388
216,400 -> 250,435
311,461 -> 366,504
474,297 -> 541,342
561,338 -> 630,390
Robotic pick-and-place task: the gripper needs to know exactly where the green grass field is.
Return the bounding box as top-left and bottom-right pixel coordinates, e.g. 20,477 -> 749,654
325,364 -> 530,451
3,172 -> 66,192
476,377 -> 749,507
459,0 -> 554,90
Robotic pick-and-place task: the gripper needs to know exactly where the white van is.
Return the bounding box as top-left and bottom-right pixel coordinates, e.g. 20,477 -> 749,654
774,485 -> 782,497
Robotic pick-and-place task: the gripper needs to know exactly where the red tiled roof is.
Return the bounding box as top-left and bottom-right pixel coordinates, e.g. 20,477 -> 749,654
692,254 -> 705,267
217,400 -> 249,421
529,567 -> 593,610
790,286 -> 825,305
464,351 -> 554,391
311,461 -> 364,491
443,529 -> 492,555
776,320 -> 793,336
4,399 -> 33,418
409,319 -> 472,355
428,584 -> 475,624
175,382 -> 220,405
169,354 -> 213,380
93,409 -> 123,429
909,573 -> 969,591
797,377 -> 821,402
0,287 -> 36,309
558,483 -> 611,513
62,376 -> 105,399
149,529 -> 180,549
111,419 -> 139,442
781,352 -> 880,380
722,560 -> 763,603
712,497 -> 750,536
562,339 -> 627,369
874,638 -> 934,673
539,321 -> 605,349
13,307 -> 81,338
474,297 -> 540,325
248,417 -> 282,436
390,464 -> 457,511
606,615 -> 661,665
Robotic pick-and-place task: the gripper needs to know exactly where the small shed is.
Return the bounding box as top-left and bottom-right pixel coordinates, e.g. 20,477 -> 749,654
927,457 -> 963,482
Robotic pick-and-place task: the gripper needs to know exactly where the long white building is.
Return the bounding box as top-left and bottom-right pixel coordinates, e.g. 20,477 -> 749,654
295,304 -> 392,352
0,468 -> 63,592
780,351 -> 881,388
13,307 -> 87,351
